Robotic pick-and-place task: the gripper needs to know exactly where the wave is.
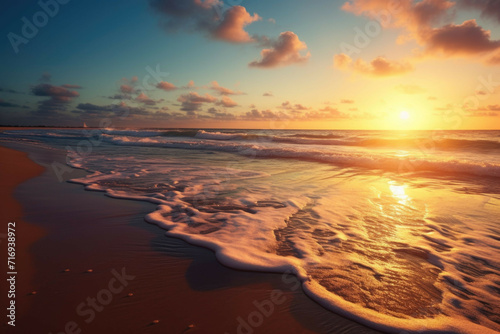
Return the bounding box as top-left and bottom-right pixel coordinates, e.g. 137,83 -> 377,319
68,155 -> 500,334
101,128 -> 200,138
103,129 -> 500,151
5,129 -> 500,152
101,135 -> 500,178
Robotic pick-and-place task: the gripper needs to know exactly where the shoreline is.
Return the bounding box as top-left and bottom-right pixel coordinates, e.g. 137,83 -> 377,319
0,146 -> 45,325
1,143 -> 383,333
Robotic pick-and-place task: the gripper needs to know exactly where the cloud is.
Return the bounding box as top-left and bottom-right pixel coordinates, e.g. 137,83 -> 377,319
177,91 -> 217,111
30,83 -> 80,116
212,6 -> 261,43
245,109 -> 280,119
334,54 -> 414,77
216,96 -> 238,108
210,81 -> 243,95
423,20 -> 500,56
118,76 -> 141,94
263,92 -> 273,97
341,0 -> 500,65
245,105 -> 355,121
0,99 -> 23,108
156,81 -> 178,91
249,31 -> 311,68
0,87 -> 21,94
183,80 -> 196,89
108,93 -> 132,100
207,107 -> 236,119
341,0 -> 455,33
135,92 -> 163,106
279,101 -> 310,112
459,0 -> 500,23
149,1 -> 260,43
73,102 -> 168,119
396,84 -> 426,94
334,53 -> 353,69
120,84 -> 136,94
341,99 -> 355,104
309,106 -> 350,119
466,104 -> 500,116
32,83 -> 80,102
148,0 -> 216,30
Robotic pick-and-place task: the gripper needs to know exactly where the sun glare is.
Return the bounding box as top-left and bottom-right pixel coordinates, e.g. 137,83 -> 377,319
400,111 -> 410,120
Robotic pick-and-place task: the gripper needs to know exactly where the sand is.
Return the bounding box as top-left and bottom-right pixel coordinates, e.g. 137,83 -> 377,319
0,146 -> 45,323
0,143 -> 382,334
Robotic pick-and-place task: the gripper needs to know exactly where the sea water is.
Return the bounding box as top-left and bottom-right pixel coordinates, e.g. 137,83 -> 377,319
2,128 -> 499,334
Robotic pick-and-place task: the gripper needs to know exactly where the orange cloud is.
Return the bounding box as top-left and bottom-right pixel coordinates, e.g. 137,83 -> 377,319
423,20 -> 500,56
216,96 -> 238,108
249,31 -> 310,68
156,81 -> 177,91
136,92 -> 162,106
210,81 -> 244,95
341,0 -> 500,65
120,84 -> 135,94
212,6 -> 261,43
177,92 -> 217,111
334,54 -> 414,77
341,0 -> 455,33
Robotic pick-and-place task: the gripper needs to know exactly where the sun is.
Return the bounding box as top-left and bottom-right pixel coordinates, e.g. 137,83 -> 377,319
400,111 -> 410,120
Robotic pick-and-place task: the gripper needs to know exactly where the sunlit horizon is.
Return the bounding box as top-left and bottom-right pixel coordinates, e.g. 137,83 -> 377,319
1,1 -> 499,130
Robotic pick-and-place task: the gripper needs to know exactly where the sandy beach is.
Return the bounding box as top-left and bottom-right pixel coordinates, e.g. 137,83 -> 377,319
1,144 -> 382,333
2,0 -> 500,332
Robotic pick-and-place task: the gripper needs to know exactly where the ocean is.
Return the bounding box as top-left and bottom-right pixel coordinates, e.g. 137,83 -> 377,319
2,128 -> 499,334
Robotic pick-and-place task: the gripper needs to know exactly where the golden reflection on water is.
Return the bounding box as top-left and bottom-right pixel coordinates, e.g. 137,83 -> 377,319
389,182 -> 409,205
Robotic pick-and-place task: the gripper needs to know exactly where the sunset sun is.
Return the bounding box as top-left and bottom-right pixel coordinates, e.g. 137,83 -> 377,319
2,1 -> 500,334
400,111 -> 410,120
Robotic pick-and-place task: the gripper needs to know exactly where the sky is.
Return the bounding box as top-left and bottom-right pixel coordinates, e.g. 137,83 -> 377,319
0,0 -> 500,129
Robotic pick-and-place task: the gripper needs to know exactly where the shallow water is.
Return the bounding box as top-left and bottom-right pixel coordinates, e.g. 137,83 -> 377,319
2,128 -> 499,333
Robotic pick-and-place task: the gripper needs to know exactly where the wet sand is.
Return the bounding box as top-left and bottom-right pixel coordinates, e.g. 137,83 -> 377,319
1,143 -> 382,334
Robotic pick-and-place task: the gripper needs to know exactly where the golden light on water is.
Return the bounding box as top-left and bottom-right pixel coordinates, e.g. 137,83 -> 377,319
389,182 -> 409,205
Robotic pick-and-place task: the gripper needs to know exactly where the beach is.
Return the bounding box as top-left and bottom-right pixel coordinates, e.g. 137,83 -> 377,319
3,0 -> 500,332
1,141 -> 383,334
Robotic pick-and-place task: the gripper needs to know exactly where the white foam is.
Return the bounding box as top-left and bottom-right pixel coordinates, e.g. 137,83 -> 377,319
67,153 -> 500,334
101,134 -> 500,178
